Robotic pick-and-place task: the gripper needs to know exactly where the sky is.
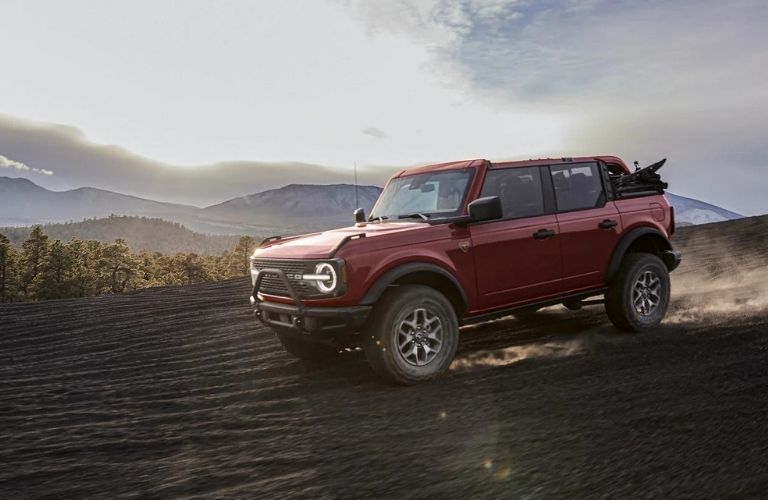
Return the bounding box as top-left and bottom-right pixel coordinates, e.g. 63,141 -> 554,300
0,0 -> 766,213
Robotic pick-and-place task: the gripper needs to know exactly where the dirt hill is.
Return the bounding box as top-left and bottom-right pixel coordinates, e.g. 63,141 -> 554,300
1,215 -> 767,497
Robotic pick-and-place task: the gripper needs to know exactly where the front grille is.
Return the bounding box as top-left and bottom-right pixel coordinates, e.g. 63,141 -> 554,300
251,258 -> 313,297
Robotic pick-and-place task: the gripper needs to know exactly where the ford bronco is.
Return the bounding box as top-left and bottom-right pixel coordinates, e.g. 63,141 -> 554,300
250,156 -> 681,384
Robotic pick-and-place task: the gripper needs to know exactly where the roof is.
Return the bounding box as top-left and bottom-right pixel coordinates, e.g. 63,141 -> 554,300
493,155 -> 629,172
394,155 -> 631,177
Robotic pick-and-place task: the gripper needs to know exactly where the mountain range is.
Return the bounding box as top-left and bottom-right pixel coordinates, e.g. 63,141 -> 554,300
0,176 -> 742,236
0,177 -> 381,235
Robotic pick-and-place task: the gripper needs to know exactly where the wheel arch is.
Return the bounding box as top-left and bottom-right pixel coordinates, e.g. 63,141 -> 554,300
606,227 -> 676,283
360,262 -> 468,318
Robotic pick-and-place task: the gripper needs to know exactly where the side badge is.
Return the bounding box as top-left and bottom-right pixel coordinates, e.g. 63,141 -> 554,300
458,241 -> 471,253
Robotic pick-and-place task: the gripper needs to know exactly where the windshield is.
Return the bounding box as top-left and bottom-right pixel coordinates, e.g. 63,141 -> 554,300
370,169 -> 473,221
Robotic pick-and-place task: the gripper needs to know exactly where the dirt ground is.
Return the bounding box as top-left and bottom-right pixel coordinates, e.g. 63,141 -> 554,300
2,216 -> 767,498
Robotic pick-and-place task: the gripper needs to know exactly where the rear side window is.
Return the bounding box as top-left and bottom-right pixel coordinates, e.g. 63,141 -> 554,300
480,166 -> 545,219
549,163 -> 603,212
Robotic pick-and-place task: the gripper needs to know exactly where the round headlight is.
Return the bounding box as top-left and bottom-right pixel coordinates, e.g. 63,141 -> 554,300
315,262 -> 337,293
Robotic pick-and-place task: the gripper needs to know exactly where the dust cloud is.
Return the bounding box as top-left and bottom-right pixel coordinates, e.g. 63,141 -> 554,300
669,244 -> 768,324
450,339 -> 586,372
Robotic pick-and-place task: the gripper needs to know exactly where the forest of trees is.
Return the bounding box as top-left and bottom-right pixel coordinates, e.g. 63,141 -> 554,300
1,215 -> 242,255
0,226 -> 256,303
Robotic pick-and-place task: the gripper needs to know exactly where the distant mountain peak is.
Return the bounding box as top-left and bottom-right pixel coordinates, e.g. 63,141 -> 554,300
259,182 -> 379,194
0,175 -> 42,187
666,192 -> 743,226
204,183 -> 382,219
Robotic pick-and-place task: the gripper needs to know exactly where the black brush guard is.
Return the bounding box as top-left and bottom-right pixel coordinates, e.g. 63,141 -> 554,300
251,268 -> 371,336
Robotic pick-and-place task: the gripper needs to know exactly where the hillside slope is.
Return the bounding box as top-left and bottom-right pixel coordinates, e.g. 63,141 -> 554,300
0,215 -> 241,255
205,183 -> 381,216
0,176 -> 200,226
201,183 -> 381,233
1,216 -> 767,497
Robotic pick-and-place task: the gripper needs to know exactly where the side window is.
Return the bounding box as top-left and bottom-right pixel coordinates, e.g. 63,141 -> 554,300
549,163 -> 603,212
480,167 -> 545,219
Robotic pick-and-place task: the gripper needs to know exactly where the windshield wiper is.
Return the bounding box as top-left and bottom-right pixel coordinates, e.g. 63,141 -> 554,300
368,215 -> 388,223
397,213 -> 430,221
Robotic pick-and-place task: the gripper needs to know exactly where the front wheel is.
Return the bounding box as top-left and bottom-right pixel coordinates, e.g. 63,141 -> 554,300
605,253 -> 671,332
363,285 -> 459,385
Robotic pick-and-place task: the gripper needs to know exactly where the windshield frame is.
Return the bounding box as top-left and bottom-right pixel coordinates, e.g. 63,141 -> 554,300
369,168 -> 476,222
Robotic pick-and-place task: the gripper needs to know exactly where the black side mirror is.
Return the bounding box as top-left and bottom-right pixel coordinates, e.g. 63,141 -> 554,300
468,196 -> 502,222
354,208 -> 366,223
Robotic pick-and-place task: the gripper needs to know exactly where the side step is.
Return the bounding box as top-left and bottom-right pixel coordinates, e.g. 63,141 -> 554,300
563,298 -> 605,310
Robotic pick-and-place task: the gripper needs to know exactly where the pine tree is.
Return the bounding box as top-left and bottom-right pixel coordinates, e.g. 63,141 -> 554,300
36,240 -> 75,300
133,251 -> 161,289
231,235 -> 256,276
67,239 -> 101,297
0,233 -> 17,302
179,253 -> 211,285
97,239 -> 134,293
19,226 -> 49,299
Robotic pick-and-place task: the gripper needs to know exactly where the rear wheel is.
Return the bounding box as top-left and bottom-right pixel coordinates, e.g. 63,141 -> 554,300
363,285 -> 459,385
605,253 -> 670,332
275,330 -> 338,362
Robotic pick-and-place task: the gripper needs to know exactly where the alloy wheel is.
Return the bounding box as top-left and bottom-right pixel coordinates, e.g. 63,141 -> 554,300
396,308 -> 443,366
632,270 -> 661,316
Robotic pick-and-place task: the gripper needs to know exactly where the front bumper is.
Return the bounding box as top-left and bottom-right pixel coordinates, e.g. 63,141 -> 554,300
254,300 -> 371,334
251,267 -> 371,334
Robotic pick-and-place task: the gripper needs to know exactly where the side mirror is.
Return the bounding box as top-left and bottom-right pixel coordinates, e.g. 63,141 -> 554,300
467,196 -> 502,222
353,208 -> 366,223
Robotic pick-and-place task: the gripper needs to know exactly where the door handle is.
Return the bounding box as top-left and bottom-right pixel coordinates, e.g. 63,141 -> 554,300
533,228 -> 556,240
598,219 -> 618,229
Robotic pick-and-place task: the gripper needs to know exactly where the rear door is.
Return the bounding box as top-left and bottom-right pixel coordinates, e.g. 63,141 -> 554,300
470,165 -> 562,310
549,161 -> 622,291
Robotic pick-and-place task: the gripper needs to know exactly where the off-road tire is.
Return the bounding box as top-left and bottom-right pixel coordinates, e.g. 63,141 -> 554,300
605,253 -> 670,332
275,330 -> 338,362
363,285 -> 459,385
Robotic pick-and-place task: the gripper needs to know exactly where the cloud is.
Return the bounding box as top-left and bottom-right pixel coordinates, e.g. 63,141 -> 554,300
0,154 -> 54,175
0,114 -> 396,206
361,127 -> 388,140
350,0 -> 767,105
344,0 -> 768,215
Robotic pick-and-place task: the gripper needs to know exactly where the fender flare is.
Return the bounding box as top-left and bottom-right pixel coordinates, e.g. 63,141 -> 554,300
606,226 -> 673,282
360,262 -> 468,311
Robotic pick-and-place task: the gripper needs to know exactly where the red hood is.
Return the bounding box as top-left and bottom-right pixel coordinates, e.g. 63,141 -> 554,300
252,222 -> 424,259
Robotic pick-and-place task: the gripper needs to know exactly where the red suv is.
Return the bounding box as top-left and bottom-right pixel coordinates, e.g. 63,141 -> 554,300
250,156 -> 681,384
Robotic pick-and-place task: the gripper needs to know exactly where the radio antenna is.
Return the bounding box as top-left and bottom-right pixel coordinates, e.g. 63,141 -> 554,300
354,161 -> 359,208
